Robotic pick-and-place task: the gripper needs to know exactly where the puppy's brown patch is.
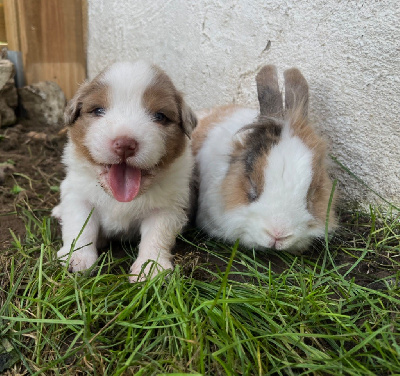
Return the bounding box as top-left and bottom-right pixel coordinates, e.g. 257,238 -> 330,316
142,68 -> 188,171
68,78 -> 109,164
143,68 -> 180,124
221,118 -> 283,210
192,105 -> 241,156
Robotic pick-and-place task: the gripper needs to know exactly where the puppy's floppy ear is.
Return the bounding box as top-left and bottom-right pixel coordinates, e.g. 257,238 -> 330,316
64,80 -> 89,126
64,98 -> 82,126
180,99 -> 198,138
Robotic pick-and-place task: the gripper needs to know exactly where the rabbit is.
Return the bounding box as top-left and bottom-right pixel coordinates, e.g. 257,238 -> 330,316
192,65 -> 337,254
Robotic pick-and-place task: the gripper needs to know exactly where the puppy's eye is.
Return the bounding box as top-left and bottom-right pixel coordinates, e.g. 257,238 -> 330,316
92,107 -> 106,117
153,112 -> 168,124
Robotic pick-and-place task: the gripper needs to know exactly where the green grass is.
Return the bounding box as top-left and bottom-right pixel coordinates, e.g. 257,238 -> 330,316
0,206 -> 399,375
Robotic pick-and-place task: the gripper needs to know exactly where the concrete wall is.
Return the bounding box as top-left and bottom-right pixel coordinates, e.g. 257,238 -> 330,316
87,0 -> 400,206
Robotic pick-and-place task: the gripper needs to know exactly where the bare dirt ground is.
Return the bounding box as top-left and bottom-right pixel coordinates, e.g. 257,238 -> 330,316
0,121 -> 398,288
0,120 -> 65,251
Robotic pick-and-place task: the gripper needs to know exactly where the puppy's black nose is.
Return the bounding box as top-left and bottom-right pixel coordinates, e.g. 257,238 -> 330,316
112,137 -> 138,160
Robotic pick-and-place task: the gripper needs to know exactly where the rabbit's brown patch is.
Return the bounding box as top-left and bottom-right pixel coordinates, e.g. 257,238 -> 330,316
289,109 -> 337,229
221,119 -> 283,210
192,105 -> 242,156
241,118 -> 282,174
221,149 -> 268,210
221,153 -> 249,210
283,67 -> 336,230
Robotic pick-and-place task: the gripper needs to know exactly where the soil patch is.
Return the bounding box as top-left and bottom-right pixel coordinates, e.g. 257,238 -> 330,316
0,120 -> 65,250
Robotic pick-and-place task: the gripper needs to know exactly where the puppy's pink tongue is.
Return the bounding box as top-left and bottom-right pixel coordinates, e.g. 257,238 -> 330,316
109,163 -> 141,202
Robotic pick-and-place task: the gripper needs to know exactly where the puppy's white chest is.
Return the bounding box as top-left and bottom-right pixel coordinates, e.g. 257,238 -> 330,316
96,199 -> 146,237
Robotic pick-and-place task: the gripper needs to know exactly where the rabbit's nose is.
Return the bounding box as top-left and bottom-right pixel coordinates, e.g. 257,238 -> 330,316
265,229 -> 293,248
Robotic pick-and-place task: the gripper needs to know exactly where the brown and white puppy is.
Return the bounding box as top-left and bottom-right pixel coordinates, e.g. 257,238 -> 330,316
52,61 -> 197,282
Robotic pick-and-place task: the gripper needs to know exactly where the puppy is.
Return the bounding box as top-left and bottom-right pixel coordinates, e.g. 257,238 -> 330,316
52,61 -> 197,282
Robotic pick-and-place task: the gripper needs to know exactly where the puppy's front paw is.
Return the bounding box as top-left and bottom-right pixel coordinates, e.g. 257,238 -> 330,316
129,257 -> 173,283
51,205 -> 62,221
57,246 -> 98,272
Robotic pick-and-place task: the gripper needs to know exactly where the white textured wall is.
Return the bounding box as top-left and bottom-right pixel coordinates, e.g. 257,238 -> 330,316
87,0 -> 400,206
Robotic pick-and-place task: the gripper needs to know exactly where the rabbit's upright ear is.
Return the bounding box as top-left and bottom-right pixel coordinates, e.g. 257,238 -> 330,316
284,68 -> 309,117
256,65 -> 283,117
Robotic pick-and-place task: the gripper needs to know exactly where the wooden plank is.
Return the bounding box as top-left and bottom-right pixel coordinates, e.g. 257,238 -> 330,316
4,0 -> 87,99
81,0 -> 88,58
3,0 -> 19,50
0,2 -> 7,43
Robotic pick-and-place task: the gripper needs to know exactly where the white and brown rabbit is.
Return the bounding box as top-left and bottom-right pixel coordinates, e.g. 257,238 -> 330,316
192,65 -> 337,254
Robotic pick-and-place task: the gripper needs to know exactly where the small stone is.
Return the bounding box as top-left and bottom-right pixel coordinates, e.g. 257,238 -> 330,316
0,98 -> 17,126
0,78 -> 18,126
0,59 -> 15,89
0,162 -> 14,185
18,81 -> 67,126
0,48 -> 7,59
2,79 -> 18,108
0,60 -> 18,127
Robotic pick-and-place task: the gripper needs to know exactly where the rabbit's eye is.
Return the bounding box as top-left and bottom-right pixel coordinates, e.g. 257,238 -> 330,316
247,179 -> 259,202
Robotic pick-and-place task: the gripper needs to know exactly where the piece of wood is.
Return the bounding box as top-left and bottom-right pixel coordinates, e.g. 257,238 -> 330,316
3,0 -> 19,50
4,0 -> 87,99
0,3 -> 7,44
